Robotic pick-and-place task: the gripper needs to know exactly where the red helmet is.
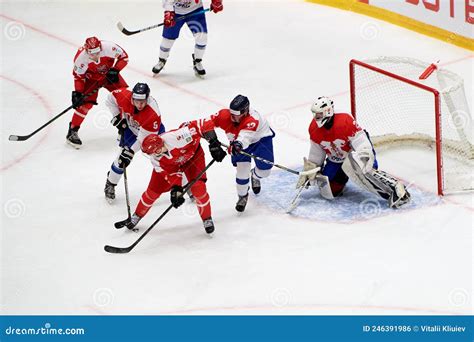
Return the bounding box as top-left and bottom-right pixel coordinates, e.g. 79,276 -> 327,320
142,135 -> 164,155
84,36 -> 101,53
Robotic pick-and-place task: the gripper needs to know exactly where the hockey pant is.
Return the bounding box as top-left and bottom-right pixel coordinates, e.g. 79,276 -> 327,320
71,76 -> 128,128
231,134 -> 275,196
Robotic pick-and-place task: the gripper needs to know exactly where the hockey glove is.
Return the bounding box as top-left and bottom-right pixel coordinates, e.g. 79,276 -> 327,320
71,91 -> 85,109
296,157 -> 319,189
111,115 -> 128,134
211,0 -> 223,13
118,147 -> 134,168
170,185 -> 185,208
164,11 -> 176,27
209,139 -> 227,162
106,68 -> 120,84
230,140 -> 243,156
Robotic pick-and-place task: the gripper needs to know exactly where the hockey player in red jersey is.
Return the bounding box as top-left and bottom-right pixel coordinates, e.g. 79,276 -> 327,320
297,96 -> 411,208
152,0 -> 223,77
115,120 -> 226,233
202,95 -> 275,212
67,36 -> 129,148
103,83 -> 166,203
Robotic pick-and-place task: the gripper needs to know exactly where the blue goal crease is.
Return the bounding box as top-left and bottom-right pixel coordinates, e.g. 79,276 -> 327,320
253,167 -> 442,223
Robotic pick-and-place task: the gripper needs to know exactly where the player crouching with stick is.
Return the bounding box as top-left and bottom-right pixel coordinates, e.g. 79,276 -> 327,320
297,96 -> 411,208
115,120 -> 226,234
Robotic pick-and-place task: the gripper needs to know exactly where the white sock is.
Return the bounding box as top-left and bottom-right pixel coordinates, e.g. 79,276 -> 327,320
159,38 -> 175,60
193,32 -> 207,60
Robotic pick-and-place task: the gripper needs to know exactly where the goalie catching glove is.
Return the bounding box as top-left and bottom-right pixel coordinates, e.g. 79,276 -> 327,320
296,157 -> 320,188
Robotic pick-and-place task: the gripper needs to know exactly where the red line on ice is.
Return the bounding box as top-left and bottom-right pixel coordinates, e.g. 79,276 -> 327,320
0,75 -> 53,172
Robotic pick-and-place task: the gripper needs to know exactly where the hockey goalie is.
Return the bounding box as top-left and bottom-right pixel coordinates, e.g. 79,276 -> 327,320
297,96 -> 411,208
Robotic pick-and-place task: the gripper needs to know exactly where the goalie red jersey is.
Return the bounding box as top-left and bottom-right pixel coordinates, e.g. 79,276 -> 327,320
309,112 -> 362,163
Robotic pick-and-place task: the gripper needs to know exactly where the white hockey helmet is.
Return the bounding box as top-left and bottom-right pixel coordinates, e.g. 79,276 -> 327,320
311,96 -> 334,128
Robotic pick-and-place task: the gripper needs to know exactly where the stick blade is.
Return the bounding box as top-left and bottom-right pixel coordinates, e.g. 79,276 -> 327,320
104,245 -> 132,254
9,135 -> 27,141
116,22 -> 137,36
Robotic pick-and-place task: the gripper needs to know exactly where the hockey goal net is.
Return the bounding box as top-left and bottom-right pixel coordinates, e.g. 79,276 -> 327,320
350,57 -> 473,195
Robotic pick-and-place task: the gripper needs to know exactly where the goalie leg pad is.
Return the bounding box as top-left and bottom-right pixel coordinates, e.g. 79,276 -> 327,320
344,154 -> 411,207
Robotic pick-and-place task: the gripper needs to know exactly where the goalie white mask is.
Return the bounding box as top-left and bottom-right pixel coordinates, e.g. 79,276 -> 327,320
311,96 -> 334,128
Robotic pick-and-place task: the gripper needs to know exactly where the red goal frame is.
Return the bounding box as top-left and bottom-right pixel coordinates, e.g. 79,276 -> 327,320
349,59 -> 444,195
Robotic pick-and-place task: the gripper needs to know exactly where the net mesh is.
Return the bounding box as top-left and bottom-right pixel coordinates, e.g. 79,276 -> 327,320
351,56 -> 473,194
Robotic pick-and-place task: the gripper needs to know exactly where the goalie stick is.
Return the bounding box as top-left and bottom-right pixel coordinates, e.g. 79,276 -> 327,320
104,159 -> 216,254
286,179 -> 310,214
117,8 -> 210,36
9,87 -> 101,142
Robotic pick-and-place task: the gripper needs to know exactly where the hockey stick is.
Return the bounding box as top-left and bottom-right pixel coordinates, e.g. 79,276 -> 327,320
104,158 -> 216,254
286,179 -> 310,214
221,143 -> 317,176
9,87 -> 101,142
117,8 -> 211,36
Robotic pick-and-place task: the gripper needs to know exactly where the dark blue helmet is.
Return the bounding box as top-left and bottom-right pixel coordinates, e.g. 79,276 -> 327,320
132,82 -> 150,100
229,95 -> 250,115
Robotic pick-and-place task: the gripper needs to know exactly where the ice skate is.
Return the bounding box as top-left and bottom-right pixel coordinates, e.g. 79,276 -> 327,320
66,123 -> 82,149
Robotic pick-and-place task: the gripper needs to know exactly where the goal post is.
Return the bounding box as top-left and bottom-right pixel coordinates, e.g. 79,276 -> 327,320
349,57 -> 473,196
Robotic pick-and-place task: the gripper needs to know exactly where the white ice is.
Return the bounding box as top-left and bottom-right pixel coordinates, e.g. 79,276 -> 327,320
1,0 -> 473,315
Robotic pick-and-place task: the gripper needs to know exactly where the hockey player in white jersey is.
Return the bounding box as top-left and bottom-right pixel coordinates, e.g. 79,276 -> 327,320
297,96 -> 411,208
201,95 -> 276,212
152,0 -> 223,77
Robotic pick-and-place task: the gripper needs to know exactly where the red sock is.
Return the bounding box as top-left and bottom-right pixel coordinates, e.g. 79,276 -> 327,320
135,189 -> 161,218
191,181 -> 211,220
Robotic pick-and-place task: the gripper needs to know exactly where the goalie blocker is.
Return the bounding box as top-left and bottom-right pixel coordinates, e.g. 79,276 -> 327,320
297,96 -> 411,209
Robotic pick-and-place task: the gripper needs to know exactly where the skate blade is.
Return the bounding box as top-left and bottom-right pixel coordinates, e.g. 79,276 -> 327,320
105,198 -> 115,205
66,141 -> 81,149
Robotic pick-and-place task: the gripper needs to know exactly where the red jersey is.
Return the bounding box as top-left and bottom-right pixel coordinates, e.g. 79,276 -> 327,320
106,89 -> 162,148
309,112 -> 362,163
73,40 -> 128,92
203,108 -> 273,149
150,121 -> 204,185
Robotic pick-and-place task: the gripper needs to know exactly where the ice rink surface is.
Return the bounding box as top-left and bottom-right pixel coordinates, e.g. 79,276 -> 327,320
1,0 -> 473,315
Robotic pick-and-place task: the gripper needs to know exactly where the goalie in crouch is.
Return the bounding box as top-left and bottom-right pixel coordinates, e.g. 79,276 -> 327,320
297,96 -> 411,208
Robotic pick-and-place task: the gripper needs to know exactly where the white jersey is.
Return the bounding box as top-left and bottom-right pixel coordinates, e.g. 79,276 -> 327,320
163,0 -> 203,15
